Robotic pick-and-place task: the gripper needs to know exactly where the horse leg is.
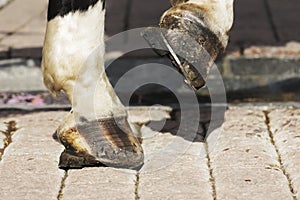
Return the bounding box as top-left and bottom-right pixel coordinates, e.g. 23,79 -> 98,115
42,0 -> 143,169
144,0 -> 234,90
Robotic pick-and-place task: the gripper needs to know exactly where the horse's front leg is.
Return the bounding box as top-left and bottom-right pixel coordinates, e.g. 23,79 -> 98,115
42,0 -> 143,169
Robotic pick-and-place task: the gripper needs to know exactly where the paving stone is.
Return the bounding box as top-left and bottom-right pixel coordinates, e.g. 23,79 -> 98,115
127,106 -> 172,125
0,155 -> 65,200
0,0 -> 47,40
268,109 -> 300,199
139,126 -> 212,200
207,108 -> 294,200
1,6 -> 46,58
63,168 -> 136,200
0,111 -> 66,200
0,58 -> 46,92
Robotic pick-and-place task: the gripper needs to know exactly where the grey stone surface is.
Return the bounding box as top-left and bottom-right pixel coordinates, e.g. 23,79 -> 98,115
127,106 -> 172,125
0,0 -> 47,41
0,106 -> 299,199
0,58 -> 46,92
207,108 -> 294,200
228,57 -> 300,76
0,111 -> 66,200
268,109 -> 300,199
63,168 -> 136,200
139,126 -> 212,200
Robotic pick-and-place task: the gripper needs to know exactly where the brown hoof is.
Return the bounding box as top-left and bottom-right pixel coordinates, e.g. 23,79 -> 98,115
142,3 -> 225,90
57,116 -> 144,170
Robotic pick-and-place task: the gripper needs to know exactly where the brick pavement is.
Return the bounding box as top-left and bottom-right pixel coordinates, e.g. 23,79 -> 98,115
0,106 -> 299,199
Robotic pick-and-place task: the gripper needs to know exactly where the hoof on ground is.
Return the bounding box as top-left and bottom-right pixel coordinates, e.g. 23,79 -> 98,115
57,116 -> 144,170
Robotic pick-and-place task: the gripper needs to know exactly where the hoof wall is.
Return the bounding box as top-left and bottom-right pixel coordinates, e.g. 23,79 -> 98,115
59,150 -> 104,169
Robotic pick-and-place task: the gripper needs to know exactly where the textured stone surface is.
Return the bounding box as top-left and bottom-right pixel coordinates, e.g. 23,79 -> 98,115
63,168 -> 136,200
127,106 -> 172,125
0,0 -> 47,40
268,109 -> 300,199
0,106 -> 299,199
207,108 -> 294,200
1,6 -> 46,56
0,111 -> 66,200
0,59 -> 46,92
139,126 -> 212,200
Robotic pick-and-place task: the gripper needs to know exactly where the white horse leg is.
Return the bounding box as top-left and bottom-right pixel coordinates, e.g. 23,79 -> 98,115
42,0 -> 143,169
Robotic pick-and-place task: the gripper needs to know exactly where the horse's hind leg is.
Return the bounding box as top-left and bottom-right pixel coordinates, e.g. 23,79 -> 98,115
144,0 -> 234,90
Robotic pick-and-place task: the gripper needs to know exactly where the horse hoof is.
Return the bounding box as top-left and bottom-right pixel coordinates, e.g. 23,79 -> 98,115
142,3 -> 225,90
57,116 -> 144,170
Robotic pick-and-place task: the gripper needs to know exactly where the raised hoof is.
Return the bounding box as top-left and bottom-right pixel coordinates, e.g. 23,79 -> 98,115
58,116 -> 144,170
142,3 -> 225,91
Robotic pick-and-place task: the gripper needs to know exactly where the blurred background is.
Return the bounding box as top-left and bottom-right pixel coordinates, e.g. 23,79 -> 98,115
0,0 -> 299,107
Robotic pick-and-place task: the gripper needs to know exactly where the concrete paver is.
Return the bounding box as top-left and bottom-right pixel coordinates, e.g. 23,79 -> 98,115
0,58 -> 46,92
0,107 -> 299,199
63,168 -> 136,200
1,10 -> 46,58
269,109 -> 300,199
0,111 -> 66,200
62,107 -> 173,200
207,108 -> 294,200
139,126 -> 212,200
0,0 -> 47,40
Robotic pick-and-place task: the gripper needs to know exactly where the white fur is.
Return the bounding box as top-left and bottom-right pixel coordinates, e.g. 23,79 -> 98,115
188,0 -> 234,34
42,0 -> 125,119
162,0 -> 234,48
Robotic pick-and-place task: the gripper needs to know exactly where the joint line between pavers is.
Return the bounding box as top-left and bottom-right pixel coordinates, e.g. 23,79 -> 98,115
263,111 -> 297,200
57,170 -> 69,200
0,120 -> 17,161
135,171 -> 140,200
203,122 -> 217,200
